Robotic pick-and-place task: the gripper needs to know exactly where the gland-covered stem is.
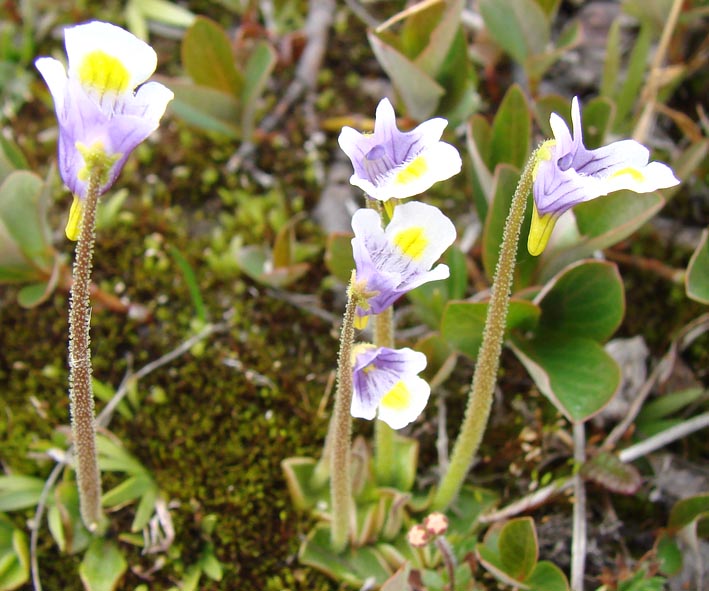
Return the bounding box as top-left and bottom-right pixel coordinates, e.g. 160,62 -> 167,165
432,150 -> 537,511
68,170 -> 104,532
330,272 -> 361,552
373,306 -> 396,486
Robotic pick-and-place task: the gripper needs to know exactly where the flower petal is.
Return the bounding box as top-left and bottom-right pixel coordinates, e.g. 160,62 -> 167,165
377,376 -> 431,429
65,21 -> 157,93
35,57 -> 68,113
385,201 -> 457,270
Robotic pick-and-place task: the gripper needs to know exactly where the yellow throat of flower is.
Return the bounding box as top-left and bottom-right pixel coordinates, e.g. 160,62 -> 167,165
78,50 -> 131,94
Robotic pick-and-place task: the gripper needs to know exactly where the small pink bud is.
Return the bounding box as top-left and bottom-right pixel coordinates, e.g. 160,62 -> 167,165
423,512 -> 449,536
407,524 -> 431,548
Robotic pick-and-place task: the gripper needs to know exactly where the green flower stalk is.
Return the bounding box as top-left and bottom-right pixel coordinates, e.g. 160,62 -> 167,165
432,150 -> 538,511
373,306 -> 397,486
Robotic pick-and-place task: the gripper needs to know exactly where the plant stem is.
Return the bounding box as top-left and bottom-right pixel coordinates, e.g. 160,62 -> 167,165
373,306 -> 397,486
432,153 -> 536,511
571,421 -> 587,591
330,274 -> 359,551
68,172 -> 104,532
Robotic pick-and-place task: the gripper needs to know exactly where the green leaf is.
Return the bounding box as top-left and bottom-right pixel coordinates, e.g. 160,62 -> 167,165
281,457 -> 328,512
0,135 -> 28,184
169,245 -> 207,323
182,17 -> 242,96
96,436 -> 146,475
510,332 -> 620,422
600,19 -> 622,99
102,475 -> 153,508
482,164 -> 535,286
325,232 -> 354,283
656,534 -> 683,576
79,539 -> 127,591
668,494 -> 709,532
0,475 -> 44,511
0,171 -> 53,271
525,561 -> 569,591
241,40 -> 277,138
489,84 -> 531,170
447,486 -> 499,536
479,0 -> 549,64
580,451 -> 642,495
441,299 -> 540,359
413,0 -> 464,74
637,387 -> 706,423
130,0 -> 195,30
536,260 -> 625,342
299,524 -> 400,586
0,514 -> 29,591
48,481 -> 91,555
368,32 -> 445,120
389,433 -> 419,492
16,282 -> 51,308
541,191 -> 665,280
615,23 -> 652,132
581,97 -> 614,149
499,517 -> 538,580
408,246 -> 468,328
131,486 -> 158,533
234,245 -> 309,288
686,228 -> 709,304
164,80 -> 241,138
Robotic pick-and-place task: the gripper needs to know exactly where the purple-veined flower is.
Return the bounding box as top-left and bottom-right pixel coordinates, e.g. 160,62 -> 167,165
528,96 -> 680,256
351,201 -> 456,321
351,344 -> 430,430
35,21 -> 174,240
338,98 -> 462,201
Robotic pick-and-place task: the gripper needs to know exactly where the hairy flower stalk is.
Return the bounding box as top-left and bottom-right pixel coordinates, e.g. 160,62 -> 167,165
68,164 -> 104,532
432,151 -> 538,511
330,273 -> 361,551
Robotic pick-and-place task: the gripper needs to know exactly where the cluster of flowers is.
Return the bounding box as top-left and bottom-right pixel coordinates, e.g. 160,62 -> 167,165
338,98 -> 460,430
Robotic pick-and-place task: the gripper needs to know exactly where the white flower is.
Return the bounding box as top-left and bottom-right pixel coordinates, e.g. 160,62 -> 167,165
338,98 -> 461,201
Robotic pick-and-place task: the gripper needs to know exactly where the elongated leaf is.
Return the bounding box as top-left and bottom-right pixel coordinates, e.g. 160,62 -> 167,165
0,515 -> 29,591
686,228 -> 709,304
0,476 -> 44,512
535,260 -> 625,342
102,475 -> 153,508
164,80 -> 241,138
479,0 -> 549,63
489,84 -> 531,170
510,332 -> 620,422
182,17 -> 242,96
241,40 -> 277,138
368,33 -> 445,120
600,19 -> 622,98
413,0 -> 464,75
482,164 -> 535,287
615,23 -> 652,132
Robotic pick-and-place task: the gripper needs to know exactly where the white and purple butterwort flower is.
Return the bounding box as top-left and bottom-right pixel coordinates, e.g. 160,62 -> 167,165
338,98 -> 462,201
351,344 -> 430,430
528,96 -> 679,256
35,21 -> 173,239
351,201 -> 456,321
